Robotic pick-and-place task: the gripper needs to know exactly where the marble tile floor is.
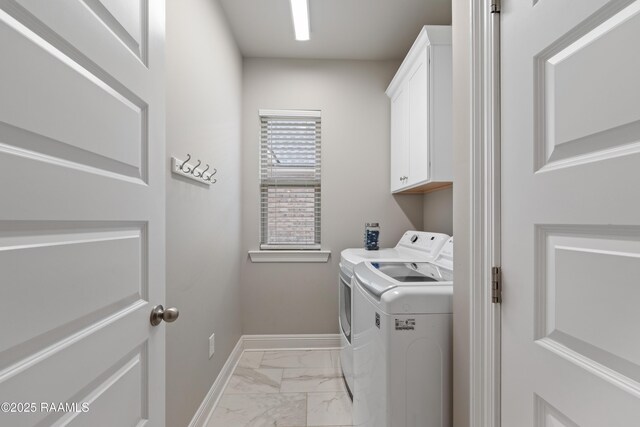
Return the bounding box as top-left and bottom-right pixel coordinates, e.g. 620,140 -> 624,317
206,349 -> 353,427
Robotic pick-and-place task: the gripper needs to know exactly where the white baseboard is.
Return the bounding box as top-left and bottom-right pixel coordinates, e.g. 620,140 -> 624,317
188,337 -> 244,427
242,333 -> 341,351
188,333 -> 342,427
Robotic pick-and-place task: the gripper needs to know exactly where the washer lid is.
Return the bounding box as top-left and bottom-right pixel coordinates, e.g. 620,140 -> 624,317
432,237 -> 454,270
354,262 -> 451,298
354,262 -> 452,314
341,247 -> 409,274
373,262 -> 452,283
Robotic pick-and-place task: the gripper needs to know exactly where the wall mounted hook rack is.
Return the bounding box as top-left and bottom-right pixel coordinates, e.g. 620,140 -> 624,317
171,154 -> 217,185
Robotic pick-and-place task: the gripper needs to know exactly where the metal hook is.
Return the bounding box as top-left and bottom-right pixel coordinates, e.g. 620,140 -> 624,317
180,154 -> 191,173
200,164 -> 210,179
206,168 -> 217,181
191,159 -> 202,176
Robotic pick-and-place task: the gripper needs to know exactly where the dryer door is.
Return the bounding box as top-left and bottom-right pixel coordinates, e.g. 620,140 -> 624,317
339,268 -> 352,343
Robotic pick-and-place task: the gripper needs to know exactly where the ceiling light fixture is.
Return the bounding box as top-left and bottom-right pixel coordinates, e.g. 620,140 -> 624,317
290,0 -> 310,41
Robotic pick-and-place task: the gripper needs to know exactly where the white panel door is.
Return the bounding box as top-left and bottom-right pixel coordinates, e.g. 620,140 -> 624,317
0,0 -> 166,426
502,0 -> 640,426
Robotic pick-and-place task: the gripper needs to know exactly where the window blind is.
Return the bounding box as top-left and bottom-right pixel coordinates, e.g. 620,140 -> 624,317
260,111 -> 321,249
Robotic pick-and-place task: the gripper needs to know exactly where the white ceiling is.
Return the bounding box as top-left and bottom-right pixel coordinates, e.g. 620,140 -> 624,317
217,0 -> 452,60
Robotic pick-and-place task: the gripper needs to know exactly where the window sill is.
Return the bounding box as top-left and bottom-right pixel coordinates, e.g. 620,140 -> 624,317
248,250 -> 331,263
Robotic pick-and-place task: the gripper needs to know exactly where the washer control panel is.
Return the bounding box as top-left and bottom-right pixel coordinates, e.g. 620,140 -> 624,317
396,231 -> 450,259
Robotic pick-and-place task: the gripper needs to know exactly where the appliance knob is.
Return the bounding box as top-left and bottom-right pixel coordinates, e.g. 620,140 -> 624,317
411,234 -> 418,243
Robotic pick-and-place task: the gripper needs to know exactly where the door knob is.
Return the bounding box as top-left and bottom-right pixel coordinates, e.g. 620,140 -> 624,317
150,305 -> 180,326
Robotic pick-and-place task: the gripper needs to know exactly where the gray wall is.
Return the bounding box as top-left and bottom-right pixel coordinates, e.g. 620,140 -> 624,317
240,58 -> 424,334
166,0 -> 243,426
452,0 -> 472,425
423,187 -> 453,236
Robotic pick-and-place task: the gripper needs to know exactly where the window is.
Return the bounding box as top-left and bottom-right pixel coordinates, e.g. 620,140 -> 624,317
259,110 -> 321,250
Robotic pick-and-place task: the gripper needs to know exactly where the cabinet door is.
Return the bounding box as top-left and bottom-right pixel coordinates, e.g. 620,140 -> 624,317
390,86 -> 409,192
408,48 -> 429,185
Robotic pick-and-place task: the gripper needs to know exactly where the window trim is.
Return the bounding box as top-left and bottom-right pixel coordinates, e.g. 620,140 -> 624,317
248,250 -> 331,263
259,109 -> 322,119
260,244 -> 322,250
257,109 -> 322,252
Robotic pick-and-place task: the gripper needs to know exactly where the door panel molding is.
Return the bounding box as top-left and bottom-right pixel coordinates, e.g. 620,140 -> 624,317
534,0 -> 640,172
0,1 -> 149,181
80,0 -> 148,64
46,343 -> 148,426
534,394 -> 579,427
535,224 -> 640,398
0,302 -> 149,425
0,221 -> 148,367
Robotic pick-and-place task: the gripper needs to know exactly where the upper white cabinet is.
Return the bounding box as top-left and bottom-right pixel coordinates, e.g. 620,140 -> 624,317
387,26 -> 452,193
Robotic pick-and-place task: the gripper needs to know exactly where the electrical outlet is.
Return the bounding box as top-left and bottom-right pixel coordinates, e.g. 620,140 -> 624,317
209,333 -> 215,359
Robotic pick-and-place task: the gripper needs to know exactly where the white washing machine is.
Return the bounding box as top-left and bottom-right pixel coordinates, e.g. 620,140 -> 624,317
352,237 -> 453,427
339,231 -> 449,396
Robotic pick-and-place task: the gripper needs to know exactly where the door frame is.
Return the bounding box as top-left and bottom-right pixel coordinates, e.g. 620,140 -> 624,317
457,0 -> 501,426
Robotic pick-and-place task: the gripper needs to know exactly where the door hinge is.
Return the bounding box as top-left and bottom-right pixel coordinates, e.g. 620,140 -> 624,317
491,0 -> 500,13
491,266 -> 502,304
